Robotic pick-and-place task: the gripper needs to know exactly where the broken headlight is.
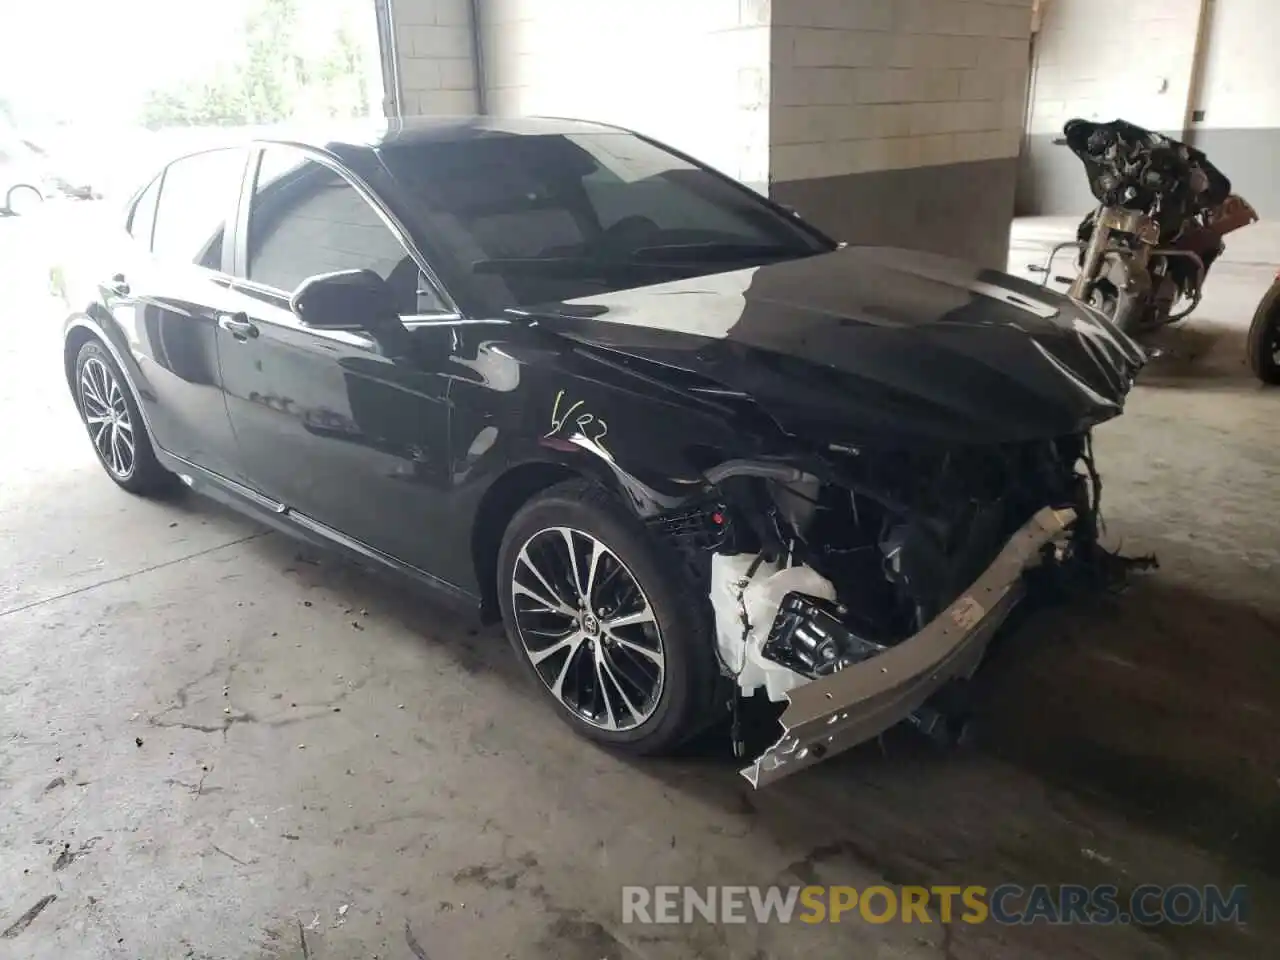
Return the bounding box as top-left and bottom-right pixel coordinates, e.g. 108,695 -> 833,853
761,593 -> 886,679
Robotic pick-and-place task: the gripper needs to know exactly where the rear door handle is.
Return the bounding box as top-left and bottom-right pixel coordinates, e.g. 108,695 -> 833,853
218,313 -> 259,340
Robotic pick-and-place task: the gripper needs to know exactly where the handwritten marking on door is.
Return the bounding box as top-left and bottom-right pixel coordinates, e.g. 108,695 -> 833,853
545,389 -> 610,456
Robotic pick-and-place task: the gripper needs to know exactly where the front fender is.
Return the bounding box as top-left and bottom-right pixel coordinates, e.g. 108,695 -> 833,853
445,326 -> 782,609
448,326 -> 778,518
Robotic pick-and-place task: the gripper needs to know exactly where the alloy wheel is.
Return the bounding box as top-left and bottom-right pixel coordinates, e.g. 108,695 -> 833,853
511,526 -> 665,731
80,357 -> 135,479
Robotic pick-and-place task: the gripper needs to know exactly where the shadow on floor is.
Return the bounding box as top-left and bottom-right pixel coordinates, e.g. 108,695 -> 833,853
977,577 -> 1280,871
152,474 -> 1280,958
1136,323 -> 1263,388
239,515 -> 1280,872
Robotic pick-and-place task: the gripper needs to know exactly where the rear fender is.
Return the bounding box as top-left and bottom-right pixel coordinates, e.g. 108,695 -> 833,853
63,312 -> 159,436
1208,194 -> 1260,238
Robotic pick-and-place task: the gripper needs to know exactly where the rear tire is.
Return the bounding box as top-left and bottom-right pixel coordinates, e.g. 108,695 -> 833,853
1247,281 -> 1280,385
497,479 -> 719,755
74,339 -> 177,495
6,184 -> 43,216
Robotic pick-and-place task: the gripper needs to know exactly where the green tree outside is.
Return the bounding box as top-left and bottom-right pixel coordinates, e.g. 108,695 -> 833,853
140,0 -> 371,129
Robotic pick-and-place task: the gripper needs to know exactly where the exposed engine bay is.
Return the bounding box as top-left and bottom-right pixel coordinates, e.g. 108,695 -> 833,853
531,227 -> 1153,785
650,431 -> 1137,785
704,434 -> 1101,683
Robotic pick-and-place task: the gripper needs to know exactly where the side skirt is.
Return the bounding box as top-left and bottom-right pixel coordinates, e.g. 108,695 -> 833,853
155,449 -> 482,613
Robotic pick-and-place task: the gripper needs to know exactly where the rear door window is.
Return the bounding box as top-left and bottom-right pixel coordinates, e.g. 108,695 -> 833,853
152,148 -> 247,271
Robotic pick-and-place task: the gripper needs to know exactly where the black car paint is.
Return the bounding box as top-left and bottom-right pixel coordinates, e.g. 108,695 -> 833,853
524,245 -> 1145,447
95,208 -> 247,479
63,117 -> 1142,619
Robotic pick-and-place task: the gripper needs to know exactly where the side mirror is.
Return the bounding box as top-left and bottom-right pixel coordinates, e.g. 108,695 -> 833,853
290,269 -> 399,332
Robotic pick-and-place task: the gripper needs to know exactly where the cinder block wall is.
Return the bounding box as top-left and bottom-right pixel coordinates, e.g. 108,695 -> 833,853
386,0 -> 1033,267
1183,0 -> 1280,217
1018,0 -> 1205,215
479,0 -> 772,192
768,0 -> 1035,268
389,0 -> 479,115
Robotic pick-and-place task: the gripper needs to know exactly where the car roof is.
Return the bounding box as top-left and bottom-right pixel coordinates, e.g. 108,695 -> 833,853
258,115 -> 630,153
124,116 -> 636,204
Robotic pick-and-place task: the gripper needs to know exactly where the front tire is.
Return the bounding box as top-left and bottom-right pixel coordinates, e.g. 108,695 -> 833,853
497,479 -> 718,755
1247,281 -> 1280,385
75,339 -> 176,495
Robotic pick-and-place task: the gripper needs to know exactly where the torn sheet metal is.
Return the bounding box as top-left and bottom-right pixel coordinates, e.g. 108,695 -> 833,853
741,506 -> 1075,788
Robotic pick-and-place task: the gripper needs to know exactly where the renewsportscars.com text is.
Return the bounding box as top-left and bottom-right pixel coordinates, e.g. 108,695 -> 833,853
621,884 -> 1249,926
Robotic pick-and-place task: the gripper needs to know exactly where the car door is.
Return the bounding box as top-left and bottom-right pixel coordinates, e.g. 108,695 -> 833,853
215,144 -> 460,577
106,148 -> 250,480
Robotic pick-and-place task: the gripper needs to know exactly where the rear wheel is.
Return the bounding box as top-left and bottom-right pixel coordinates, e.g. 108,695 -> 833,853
74,340 -> 176,495
6,184 -> 43,216
1247,280 -> 1280,385
497,479 -> 718,754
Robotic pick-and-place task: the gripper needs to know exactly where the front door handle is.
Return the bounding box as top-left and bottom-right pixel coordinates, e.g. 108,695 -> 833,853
218,313 -> 259,340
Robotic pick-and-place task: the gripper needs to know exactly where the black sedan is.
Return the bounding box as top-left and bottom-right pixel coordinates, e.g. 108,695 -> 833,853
60,118 -> 1145,785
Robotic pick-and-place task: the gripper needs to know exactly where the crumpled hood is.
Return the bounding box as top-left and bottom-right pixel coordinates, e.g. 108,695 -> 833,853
520,245 -> 1146,446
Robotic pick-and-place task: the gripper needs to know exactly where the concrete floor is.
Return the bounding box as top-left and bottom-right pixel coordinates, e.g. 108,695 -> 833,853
2,207 -> 1278,959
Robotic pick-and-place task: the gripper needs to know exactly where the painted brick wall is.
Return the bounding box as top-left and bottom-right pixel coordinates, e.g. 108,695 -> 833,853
479,0 -> 772,190
1026,0 -> 1204,137
390,0 -> 479,115
769,0 -> 1035,182
1026,0 -> 1278,134
1185,0 -> 1280,216
384,0 -> 1032,263
1193,0 -> 1279,128
1017,0 -> 1207,215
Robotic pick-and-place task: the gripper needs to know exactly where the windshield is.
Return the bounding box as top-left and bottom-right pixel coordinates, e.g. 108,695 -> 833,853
379,131 -> 833,311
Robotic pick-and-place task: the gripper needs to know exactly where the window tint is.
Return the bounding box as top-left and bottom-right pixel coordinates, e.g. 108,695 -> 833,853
247,146 -> 442,314
579,139 -> 768,238
127,177 -> 161,248
378,132 -> 830,309
152,149 -> 245,269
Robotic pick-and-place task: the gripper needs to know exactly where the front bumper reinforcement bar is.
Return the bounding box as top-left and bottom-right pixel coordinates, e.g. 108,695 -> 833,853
742,506 -> 1076,787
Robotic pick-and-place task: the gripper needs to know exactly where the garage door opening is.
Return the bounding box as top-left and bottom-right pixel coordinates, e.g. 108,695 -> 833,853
0,0 -> 386,201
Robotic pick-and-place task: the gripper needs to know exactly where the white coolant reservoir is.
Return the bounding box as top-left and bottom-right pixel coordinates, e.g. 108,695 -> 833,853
709,554 -> 837,702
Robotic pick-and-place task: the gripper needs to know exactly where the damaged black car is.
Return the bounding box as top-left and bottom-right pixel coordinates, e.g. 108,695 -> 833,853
60,118 -> 1146,785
